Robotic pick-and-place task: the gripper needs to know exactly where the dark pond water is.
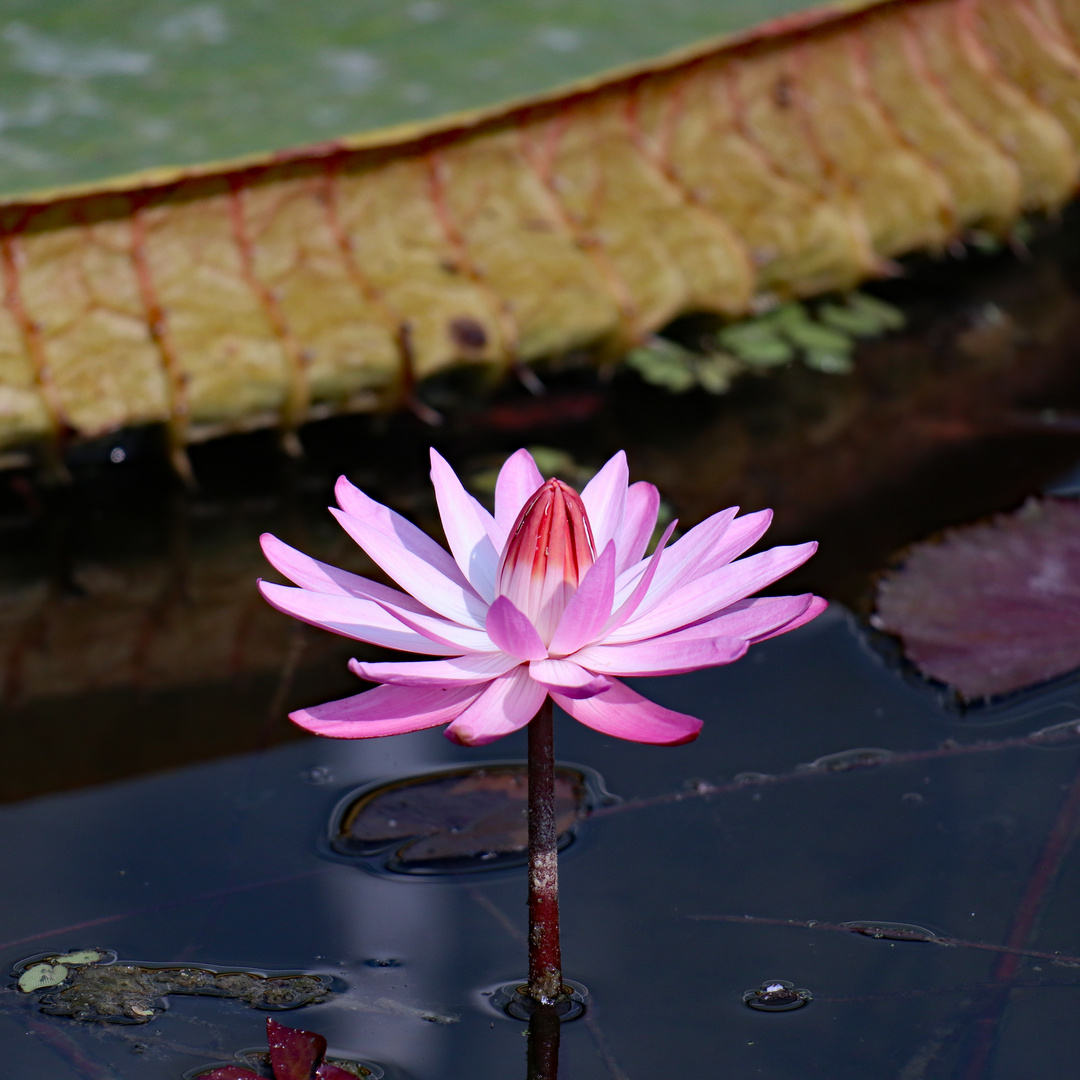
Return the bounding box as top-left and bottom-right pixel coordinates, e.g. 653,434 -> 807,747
3,220 -> 1080,1079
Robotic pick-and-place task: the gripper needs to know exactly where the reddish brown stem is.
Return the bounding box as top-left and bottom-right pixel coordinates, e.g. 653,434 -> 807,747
528,696 -> 563,1004
527,1003 -> 562,1080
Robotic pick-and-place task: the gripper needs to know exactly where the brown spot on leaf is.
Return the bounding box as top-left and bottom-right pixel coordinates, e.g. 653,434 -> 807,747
449,316 -> 488,352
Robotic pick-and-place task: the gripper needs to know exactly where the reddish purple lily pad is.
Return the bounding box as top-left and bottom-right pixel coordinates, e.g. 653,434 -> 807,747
198,1017 -> 366,1080
873,498 -> 1080,699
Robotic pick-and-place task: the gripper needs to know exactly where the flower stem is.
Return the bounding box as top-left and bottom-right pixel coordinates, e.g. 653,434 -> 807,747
526,1004 -> 561,1079
528,696 -> 563,1004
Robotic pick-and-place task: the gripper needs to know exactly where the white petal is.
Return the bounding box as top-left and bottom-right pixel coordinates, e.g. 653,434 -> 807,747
494,448 -> 545,536
581,451 -> 628,553
429,449 -> 501,601
260,580 -> 456,655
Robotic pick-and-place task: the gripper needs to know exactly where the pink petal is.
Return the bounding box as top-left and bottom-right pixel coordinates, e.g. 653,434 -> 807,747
607,542 -> 818,643
574,632 -> 747,675
528,657 -> 611,698
429,449 -> 501,601
750,595 -> 826,642
552,678 -> 702,744
547,541 -> 617,656
267,1017 -> 325,1080
371,599 -> 498,653
698,593 -> 815,640
613,481 -> 661,575
444,668 -> 547,745
494,448 -> 545,536
621,507 -> 738,608
290,683 -> 482,738
349,653 -> 519,686
260,533 -> 430,612
485,595 -> 548,660
603,520 -> 678,635
259,581 -> 462,655
581,450 -> 628,553
691,509 -> 774,579
332,477 -> 486,627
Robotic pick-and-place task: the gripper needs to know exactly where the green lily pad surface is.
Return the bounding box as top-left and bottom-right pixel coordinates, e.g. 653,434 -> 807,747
0,0 -> 811,197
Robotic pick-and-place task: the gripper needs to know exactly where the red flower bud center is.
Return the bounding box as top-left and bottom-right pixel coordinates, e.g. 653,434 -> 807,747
496,478 -> 596,644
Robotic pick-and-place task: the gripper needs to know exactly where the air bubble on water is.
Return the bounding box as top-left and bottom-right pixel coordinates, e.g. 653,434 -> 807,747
363,958 -> 402,968
301,766 -> 333,785
901,792 -> 924,805
797,748 -> 894,773
743,979 -> 812,1011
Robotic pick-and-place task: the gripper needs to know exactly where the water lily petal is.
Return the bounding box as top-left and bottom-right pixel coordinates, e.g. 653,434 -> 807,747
290,683 -> 482,738
614,481 -> 661,575
551,679 -> 702,745
696,593 -> 815,640
444,668 -> 547,745
573,632 -> 747,675
259,581 -> 459,655
581,450 -> 628,553
349,653 -> 519,686
260,533 -> 430,612
372,600 -> 499,653
332,477 -> 487,627
528,657 -> 611,698
617,506 -> 738,608
749,595 -> 828,642
547,541 -> 617,656
485,595 -> 548,660
607,542 -> 818,643
430,449 -> 501,601
494,448 -> 545,536
603,520 -> 678,635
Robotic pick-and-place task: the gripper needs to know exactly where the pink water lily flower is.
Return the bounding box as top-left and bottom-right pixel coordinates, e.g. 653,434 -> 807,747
259,448 -> 825,747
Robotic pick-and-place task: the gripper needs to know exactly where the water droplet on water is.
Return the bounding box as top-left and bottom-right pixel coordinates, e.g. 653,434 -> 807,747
901,792 -> 924,805
301,766 -> 333,785
743,979 -> 812,1011
363,958 -> 402,968
797,748 -> 894,773
840,921 -> 946,943
1028,718 -> 1080,747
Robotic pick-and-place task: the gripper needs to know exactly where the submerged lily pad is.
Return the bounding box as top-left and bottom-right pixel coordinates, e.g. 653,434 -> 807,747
330,763 -> 607,874
873,498 -> 1080,699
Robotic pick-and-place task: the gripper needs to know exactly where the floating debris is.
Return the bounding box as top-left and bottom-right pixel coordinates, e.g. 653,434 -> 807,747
190,1016 -> 375,1079
742,979 -> 812,1012
1028,718 -> 1080,747
11,951 -> 333,1025
329,762 -> 614,875
874,498 -> 1080,699
839,921 -> 948,944
796,748 -> 895,773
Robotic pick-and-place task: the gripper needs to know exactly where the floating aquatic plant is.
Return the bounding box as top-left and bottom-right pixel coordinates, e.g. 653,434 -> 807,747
627,293 -> 905,394
873,498 -> 1080,699
259,448 -> 823,1013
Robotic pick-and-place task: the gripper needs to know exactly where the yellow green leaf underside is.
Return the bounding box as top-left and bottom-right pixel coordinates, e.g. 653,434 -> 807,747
0,0 -> 1078,457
